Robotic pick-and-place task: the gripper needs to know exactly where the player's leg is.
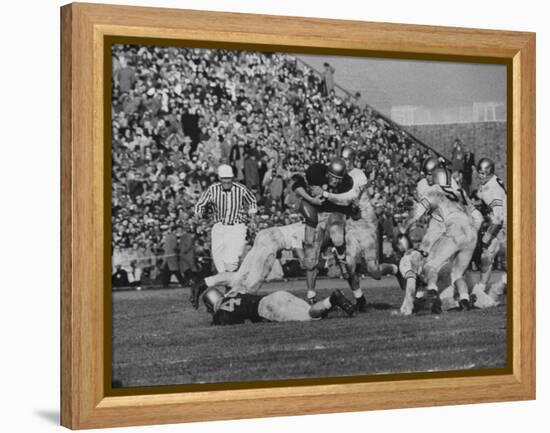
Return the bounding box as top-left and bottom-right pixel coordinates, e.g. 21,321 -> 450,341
482,230 -> 507,305
423,235 -> 459,313
328,213 -> 348,278
210,223 -> 226,273
304,219 -> 326,303
472,235 -> 500,300
449,246 -> 477,310
258,291 -> 312,321
342,222 -> 367,310
222,224 -> 248,272
309,290 -> 355,318
420,218 -> 446,256
398,276 -> 417,315
229,247 -> 276,295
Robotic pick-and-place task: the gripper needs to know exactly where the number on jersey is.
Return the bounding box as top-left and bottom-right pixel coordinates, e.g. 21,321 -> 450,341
440,185 -> 468,205
219,297 -> 242,312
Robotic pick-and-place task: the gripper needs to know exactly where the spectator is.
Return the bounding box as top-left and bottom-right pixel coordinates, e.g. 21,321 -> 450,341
451,138 -> 465,173
321,62 -> 336,96
462,147 -> 476,193
161,228 -> 186,287
128,260 -> 143,289
177,224 -> 198,283
112,265 -> 130,288
243,153 -> 260,191
110,45 -> 444,280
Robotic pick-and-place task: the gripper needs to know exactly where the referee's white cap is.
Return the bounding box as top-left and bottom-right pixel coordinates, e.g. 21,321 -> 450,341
217,164 -> 234,179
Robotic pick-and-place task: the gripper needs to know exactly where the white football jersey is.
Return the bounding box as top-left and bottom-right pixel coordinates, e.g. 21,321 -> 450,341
417,186 -> 470,225
349,168 -> 368,189
477,175 -> 507,227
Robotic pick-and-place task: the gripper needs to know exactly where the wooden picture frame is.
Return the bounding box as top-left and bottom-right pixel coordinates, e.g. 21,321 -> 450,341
61,2 -> 535,429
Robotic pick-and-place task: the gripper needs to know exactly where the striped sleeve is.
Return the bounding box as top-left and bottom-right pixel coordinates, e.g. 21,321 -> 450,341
242,186 -> 258,214
194,186 -> 213,216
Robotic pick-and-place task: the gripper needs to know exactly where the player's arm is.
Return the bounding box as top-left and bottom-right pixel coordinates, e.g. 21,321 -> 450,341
398,253 -> 421,315
291,175 -> 324,206
482,199 -> 505,247
401,198 -> 430,233
323,172 -> 367,206
194,186 -> 212,217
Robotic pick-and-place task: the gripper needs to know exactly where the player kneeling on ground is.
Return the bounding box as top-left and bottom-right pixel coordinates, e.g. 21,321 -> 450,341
202,287 -> 355,325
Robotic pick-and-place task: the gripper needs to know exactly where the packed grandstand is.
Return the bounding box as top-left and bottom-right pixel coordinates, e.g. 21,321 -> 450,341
111,44 -> 452,286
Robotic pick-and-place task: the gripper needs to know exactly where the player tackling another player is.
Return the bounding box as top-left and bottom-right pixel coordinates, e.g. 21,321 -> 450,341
189,152 -> 506,322
396,156 -> 506,314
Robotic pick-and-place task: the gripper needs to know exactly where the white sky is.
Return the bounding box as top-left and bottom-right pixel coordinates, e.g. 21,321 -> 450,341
298,53 -> 507,112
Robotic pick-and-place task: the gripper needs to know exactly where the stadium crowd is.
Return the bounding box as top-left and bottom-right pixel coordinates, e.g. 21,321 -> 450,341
110,44 -> 442,288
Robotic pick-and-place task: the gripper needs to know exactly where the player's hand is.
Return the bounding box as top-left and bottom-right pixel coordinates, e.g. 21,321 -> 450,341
310,185 -> 324,197
481,231 -> 492,247
309,196 -> 325,206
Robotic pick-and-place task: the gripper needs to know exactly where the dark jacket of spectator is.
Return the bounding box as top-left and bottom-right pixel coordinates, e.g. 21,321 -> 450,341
462,151 -> 476,193
162,232 -> 179,271
178,231 -> 197,274
116,65 -> 136,93
244,155 -> 260,190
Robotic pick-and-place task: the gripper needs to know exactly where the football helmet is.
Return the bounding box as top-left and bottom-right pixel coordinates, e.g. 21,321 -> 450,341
432,167 -> 452,187
477,157 -> 495,184
327,157 -> 346,179
422,157 -> 440,176
203,287 -> 224,313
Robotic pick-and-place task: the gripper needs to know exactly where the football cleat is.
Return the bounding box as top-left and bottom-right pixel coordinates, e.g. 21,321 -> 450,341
412,296 -> 427,314
355,295 -> 368,313
426,289 -> 442,314
330,289 -> 355,317
190,278 -> 208,309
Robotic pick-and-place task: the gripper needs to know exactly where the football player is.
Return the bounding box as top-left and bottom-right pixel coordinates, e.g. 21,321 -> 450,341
394,233 -> 496,314
292,158 -> 358,305
202,286 -> 355,325
190,222 -> 305,307
310,147 -> 397,310
471,157 -> 507,305
402,167 -> 479,311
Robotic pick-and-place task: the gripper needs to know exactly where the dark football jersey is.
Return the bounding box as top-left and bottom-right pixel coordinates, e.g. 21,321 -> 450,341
212,293 -> 263,325
300,163 -> 354,214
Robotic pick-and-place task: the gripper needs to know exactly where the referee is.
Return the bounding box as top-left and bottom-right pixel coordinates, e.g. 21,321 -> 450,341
194,164 -> 257,273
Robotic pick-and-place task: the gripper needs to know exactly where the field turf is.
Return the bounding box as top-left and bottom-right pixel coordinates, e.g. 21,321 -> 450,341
112,273 -> 507,388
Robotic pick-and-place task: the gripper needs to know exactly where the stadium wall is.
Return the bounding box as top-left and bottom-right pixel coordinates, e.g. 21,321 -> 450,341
404,121 -> 507,183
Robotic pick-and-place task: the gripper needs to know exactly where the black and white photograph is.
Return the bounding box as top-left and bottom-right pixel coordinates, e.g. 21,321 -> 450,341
110,43 -> 508,388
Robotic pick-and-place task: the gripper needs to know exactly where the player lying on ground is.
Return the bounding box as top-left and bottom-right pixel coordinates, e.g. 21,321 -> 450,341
401,167 -> 480,311
394,234 -> 497,315
190,222 -> 305,307
202,286 -> 355,325
470,157 -> 507,305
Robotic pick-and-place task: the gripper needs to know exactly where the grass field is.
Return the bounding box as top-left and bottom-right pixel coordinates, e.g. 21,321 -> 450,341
112,272 -> 507,388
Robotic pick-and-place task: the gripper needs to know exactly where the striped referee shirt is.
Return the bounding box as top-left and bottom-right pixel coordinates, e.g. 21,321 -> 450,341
194,182 -> 258,225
